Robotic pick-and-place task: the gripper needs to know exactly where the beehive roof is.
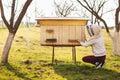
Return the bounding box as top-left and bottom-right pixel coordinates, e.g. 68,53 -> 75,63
36,17 -> 89,21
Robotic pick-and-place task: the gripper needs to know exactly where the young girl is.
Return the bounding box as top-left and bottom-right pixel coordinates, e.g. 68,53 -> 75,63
78,24 -> 106,69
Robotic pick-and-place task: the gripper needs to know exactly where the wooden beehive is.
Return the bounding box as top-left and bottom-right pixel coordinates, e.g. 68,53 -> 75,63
36,17 -> 88,46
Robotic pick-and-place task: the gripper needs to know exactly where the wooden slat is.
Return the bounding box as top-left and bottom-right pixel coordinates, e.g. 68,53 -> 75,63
62,26 -> 69,45
40,26 -> 46,45
81,26 -> 86,41
39,20 -> 88,26
59,26 -> 63,45
75,26 -> 81,45
68,26 -> 76,45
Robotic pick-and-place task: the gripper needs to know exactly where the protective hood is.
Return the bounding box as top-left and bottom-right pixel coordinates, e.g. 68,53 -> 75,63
86,24 -> 102,38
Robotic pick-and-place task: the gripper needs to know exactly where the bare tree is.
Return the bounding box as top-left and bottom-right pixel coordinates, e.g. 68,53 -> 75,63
54,0 -> 77,17
0,0 -> 32,63
77,0 -> 120,56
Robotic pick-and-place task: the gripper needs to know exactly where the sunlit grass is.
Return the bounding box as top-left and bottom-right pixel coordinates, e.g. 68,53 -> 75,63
0,26 -> 120,80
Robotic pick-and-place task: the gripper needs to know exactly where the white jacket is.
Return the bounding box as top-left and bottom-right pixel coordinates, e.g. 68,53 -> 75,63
80,24 -> 106,57
80,36 -> 106,57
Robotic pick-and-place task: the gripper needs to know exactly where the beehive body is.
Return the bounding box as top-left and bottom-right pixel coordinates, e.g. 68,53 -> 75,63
36,18 -> 88,46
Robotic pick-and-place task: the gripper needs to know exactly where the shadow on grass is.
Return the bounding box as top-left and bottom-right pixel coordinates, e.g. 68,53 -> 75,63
53,63 -> 120,80
1,63 -> 31,80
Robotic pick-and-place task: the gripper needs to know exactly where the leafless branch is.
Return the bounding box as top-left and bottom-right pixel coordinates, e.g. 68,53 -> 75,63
77,0 -> 110,33
10,0 -> 15,28
13,0 -> 32,33
54,0 -> 76,17
0,0 -> 10,30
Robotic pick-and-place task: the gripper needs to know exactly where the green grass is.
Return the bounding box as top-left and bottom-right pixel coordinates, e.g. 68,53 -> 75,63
0,26 -> 120,80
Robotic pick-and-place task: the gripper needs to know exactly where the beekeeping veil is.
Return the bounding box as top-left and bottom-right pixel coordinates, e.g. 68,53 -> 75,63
86,24 -> 102,39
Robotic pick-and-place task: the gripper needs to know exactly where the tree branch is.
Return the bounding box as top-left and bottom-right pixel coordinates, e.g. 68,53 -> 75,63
9,0 -> 15,28
115,5 -> 120,32
77,0 -> 110,33
97,1 -> 106,13
13,0 -> 32,33
77,0 -> 92,13
64,3 -> 74,16
0,0 -> 10,31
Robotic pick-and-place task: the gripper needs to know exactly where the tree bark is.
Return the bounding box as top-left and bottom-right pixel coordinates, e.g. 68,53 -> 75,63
1,32 -> 15,63
114,0 -> 120,56
113,31 -> 120,56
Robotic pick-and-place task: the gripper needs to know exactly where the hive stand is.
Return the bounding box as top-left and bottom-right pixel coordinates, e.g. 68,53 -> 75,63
51,46 -> 76,64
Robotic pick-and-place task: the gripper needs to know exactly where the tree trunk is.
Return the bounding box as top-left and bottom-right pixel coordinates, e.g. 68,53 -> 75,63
113,31 -> 120,56
1,32 -> 15,63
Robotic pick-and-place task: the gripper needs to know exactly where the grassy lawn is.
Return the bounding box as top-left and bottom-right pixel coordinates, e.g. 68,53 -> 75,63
0,26 -> 120,80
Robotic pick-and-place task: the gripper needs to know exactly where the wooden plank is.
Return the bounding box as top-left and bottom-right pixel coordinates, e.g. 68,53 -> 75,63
72,46 -> 76,63
62,26 -> 69,45
38,20 -> 88,26
59,26 -> 63,45
53,26 -> 58,45
69,26 -> 76,45
54,26 -> 62,45
40,26 -> 46,45
45,26 -> 54,45
76,26 -> 82,42
81,26 -> 86,41
52,46 -> 55,64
